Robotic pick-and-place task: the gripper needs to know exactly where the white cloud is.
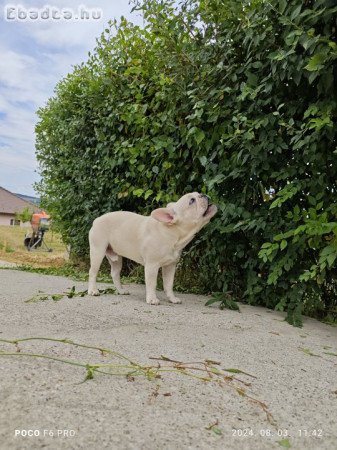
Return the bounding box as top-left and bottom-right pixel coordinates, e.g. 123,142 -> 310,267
0,48 -> 35,87
0,145 -> 37,170
0,45 -> 51,105
24,16 -> 106,49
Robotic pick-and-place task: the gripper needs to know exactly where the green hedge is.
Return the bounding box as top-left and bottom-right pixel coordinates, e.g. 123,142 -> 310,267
36,0 -> 337,325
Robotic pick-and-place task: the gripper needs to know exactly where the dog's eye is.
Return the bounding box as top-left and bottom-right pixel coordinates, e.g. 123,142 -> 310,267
189,198 -> 196,205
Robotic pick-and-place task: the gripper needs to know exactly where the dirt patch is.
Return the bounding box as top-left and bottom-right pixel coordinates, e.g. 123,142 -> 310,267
0,251 -> 66,268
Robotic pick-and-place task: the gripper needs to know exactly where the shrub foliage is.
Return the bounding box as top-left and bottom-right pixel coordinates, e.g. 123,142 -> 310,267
35,0 -> 337,325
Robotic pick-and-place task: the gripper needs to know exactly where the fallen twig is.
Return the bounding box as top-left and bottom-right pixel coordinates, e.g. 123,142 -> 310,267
0,337 -> 275,425
25,286 -> 120,304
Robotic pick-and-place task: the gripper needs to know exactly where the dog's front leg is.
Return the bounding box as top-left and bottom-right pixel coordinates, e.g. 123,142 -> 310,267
144,263 -> 160,305
88,247 -> 105,296
162,262 -> 182,304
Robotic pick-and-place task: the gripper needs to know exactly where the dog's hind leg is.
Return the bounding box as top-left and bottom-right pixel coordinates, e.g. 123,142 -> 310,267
88,249 -> 106,296
162,262 -> 182,304
106,248 -> 129,295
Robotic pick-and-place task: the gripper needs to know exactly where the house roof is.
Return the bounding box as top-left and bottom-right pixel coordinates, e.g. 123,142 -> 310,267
0,186 -> 40,215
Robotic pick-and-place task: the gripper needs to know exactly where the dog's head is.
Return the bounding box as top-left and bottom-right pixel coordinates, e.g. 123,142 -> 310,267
151,192 -> 217,228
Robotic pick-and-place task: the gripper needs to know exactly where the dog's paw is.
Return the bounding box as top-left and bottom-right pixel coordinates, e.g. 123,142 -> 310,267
169,296 -> 182,304
88,288 -> 100,296
146,297 -> 160,305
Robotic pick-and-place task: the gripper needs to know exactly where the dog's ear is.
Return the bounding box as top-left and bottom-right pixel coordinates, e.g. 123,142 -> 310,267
151,207 -> 176,224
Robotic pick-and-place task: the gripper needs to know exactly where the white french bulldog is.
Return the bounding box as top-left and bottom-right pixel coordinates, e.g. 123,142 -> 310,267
88,192 -> 217,305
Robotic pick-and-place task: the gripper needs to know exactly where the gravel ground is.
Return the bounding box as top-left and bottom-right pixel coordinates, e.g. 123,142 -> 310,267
0,268 -> 336,450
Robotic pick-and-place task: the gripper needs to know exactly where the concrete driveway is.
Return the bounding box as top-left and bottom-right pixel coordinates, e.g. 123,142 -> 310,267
0,269 -> 336,450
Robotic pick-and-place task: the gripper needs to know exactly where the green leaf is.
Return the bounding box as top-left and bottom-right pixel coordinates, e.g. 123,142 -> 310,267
144,189 -> 153,200
199,156 -> 207,166
67,286 -> 76,298
195,129 -> 205,145
305,54 -> 325,72
206,293 -> 240,311
290,5 -> 301,21
223,368 -> 242,374
219,298 -> 240,311
327,253 -> 336,268
133,188 -> 144,197
279,0 -> 287,14
278,438 -> 291,448
280,240 -> 287,250
205,297 -> 221,307
206,174 -> 225,189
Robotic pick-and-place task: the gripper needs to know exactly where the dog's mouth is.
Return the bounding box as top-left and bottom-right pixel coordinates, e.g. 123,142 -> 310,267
203,203 -> 215,217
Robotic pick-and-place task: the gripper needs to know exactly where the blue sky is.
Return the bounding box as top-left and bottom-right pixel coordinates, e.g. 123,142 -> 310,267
0,1 -> 143,196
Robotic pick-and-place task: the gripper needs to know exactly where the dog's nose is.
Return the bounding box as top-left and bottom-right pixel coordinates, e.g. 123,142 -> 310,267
199,194 -> 209,200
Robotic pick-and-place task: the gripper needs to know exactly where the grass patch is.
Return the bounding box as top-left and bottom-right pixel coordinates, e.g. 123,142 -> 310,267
1,262 -> 145,287
0,225 -> 67,268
